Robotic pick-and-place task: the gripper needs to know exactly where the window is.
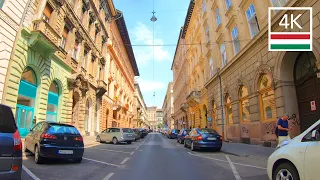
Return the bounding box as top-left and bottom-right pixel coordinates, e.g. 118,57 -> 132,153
246,4 -> 260,38
0,105 -> 16,133
205,26 -> 210,43
48,125 -> 80,135
95,27 -> 100,42
43,3 -> 53,23
271,0 -> 288,7
258,74 -> 277,122
202,1 -> 206,13
231,26 -> 240,55
60,25 -> 69,49
220,43 -> 227,67
239,86 -> 250,122
46,81 -> 59,122
83,48 -> 89,68
225,94 -> 233,124
72,41 -> 80,60
202,70 -> 205,85
215,9 -> 221,27
226,0 -> 232,10
209,58 -> 214,77
0,0 -> 5,9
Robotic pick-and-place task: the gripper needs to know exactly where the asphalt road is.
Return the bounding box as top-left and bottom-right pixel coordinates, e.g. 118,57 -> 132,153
22,133 -> 268,180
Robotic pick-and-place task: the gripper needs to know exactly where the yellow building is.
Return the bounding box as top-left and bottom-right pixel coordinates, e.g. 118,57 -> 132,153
175,0 -> 320,147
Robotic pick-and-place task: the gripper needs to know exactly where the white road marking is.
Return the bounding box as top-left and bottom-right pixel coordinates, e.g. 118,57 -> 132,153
135,135 -> 149,150
22,165 -> 41,180
103,173 -> 114,180
188,152 -> 266,170
83,157 -> 120,167
120,157 -> 130,165
226,155 -> 242,180
130,151 -> 134,155
91,148 -> 132,154
135,146 -> 139,150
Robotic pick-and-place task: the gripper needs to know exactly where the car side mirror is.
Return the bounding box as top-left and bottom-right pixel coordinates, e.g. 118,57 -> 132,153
311,129 -> 319,140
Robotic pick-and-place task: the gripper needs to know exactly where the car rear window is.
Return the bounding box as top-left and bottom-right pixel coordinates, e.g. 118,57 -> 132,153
0,105 -> 16,133
47,125 -> 80,135
200,129 -> 217,134
122,128 -> 133,133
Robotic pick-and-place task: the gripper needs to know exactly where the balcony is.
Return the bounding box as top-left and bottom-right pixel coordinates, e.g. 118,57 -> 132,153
112,100 -> 122,111
186,91 -> 201,107
96,80 -> 107,97
180,103 -> 189,112
29,19 -> 61,57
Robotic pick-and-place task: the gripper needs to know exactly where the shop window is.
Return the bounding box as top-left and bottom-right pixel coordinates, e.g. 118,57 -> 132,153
46,81 -> 59,122
258,74 -> 277,122
225,94 -> 233,125
246,3 -> 260,38
239,85 -> 250,122
43,3 -> 53,23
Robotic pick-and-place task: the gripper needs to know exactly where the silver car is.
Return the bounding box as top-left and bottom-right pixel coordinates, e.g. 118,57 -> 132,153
0,104 -> 22,180
96,128 -> 135,144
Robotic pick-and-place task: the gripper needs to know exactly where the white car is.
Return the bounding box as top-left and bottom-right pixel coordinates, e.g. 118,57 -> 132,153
267,120 -> 320,180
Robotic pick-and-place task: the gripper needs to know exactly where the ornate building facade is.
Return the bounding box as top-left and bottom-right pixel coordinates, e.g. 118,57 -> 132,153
173,0 -> 320,147
133,83 -> 149,128
162,82 -> 174,129
1,0 -> 139,137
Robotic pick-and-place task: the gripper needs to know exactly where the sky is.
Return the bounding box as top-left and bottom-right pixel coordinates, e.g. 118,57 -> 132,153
113,0 -> 189,108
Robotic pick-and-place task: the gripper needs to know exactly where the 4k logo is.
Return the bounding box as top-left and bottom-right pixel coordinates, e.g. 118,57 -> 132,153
268,7 -> 313,51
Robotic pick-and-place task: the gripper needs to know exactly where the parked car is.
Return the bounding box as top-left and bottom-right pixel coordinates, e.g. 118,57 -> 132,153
24,122 -> 84,164
132,128 -> 141,141
184,128 -> 222,151
0,104 -> 22,179
168,129 -> 180,139
177,129 -> 191,144
138,128 -> 148,138
96,128 -> 135,144
267,120 -> 320,180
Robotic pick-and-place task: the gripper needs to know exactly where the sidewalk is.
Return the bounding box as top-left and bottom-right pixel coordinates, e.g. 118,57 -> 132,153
83,135 -> 98,146
221,142 -> 275,160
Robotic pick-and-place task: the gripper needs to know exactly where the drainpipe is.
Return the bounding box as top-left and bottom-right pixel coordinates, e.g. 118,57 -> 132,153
217,68 -> 225,140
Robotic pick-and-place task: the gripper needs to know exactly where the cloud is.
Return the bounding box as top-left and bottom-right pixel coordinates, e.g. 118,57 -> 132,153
131,22 -> 171,64
136,78 -> 166,92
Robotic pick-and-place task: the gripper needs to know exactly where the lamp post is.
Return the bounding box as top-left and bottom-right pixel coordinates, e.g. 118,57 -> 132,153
217,68 -> 225,140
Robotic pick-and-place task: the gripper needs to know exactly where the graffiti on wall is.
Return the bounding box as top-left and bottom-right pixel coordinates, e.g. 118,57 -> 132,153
288,114 -> 300,127
265,122 -> 277,134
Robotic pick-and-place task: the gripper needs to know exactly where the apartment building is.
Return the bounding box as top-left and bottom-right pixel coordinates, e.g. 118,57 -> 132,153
162,82 -> 174,129
133,83 -> 149,128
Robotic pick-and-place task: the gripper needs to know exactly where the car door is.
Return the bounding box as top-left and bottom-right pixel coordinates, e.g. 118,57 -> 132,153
104,128 -> 113,142
28,122 -> 42,153
100,129 -> 107,141
185,129 -> 194,146
304,124 -> 320,180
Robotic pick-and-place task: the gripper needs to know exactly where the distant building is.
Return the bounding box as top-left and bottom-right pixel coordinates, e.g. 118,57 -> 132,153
147,106 -> 157,130
133,83 -> 149,128
156,108 -> 163,129
162,82 -> 174,129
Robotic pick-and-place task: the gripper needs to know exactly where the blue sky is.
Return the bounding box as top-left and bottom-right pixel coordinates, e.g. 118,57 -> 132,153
113,0 -> 189,108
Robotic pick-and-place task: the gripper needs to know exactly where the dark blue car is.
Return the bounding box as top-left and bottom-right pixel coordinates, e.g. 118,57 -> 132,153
168,129 -> 180,139
177,129 -> 191,144
184,128 -> 222,151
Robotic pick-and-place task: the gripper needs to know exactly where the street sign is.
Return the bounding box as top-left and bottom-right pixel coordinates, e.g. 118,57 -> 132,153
311,101 -> 316,111
207,117 -> 212,122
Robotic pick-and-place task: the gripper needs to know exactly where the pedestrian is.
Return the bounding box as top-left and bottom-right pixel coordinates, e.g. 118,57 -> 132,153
277,114 -> 292,144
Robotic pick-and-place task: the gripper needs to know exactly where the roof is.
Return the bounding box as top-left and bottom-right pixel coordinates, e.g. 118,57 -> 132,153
182,0 -> 195,39
171,27 -> 183,70
115,10 -> 140,76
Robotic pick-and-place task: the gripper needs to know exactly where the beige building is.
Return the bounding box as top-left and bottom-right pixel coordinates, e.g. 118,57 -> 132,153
173,0 -> 320,147
147,106 -> 157,130
162,82 -> 174,129
133,83 -> 149,128
1,0 -> 138,137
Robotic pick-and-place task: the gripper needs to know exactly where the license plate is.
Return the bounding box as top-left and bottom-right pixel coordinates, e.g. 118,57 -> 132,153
128,134 -> 132,136
58,150 -> 73,154
207,138 -> 216,140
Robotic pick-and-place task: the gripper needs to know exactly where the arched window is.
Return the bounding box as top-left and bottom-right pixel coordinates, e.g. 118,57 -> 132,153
239,86 -> 250,122
225,94 -> 233,124
258,74 -> 276,122
46,81 -> 59,122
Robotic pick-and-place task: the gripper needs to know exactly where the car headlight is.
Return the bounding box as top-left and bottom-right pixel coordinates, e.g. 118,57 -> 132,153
275,140 -> 291,150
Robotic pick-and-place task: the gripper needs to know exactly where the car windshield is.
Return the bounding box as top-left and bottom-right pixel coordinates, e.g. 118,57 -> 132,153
122,128 -> 134,133
199,129 -> 217,134
0,105 -> 16,133
48,125 -> 80,135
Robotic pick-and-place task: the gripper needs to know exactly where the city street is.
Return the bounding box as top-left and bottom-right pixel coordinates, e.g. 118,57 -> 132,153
21,133 -> 268,180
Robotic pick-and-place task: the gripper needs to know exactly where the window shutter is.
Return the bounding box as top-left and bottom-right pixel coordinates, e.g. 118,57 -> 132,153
43,3 -> 53,19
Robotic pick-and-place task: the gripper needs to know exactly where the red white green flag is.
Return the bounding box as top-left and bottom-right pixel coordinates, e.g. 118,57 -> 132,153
269,33 -> 311,51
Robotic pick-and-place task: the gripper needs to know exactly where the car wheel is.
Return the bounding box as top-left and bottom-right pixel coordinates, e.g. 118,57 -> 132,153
127,141 -> 132,144
96,136 -> 101,143
74,157 -> 82,163
112,137 -> 118,145
34,145 -> 44,164
190,142 -> 195,151
273,163 -> 299,180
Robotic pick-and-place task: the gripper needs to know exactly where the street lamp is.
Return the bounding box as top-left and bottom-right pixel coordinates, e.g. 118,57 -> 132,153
217,68 -> 225,140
